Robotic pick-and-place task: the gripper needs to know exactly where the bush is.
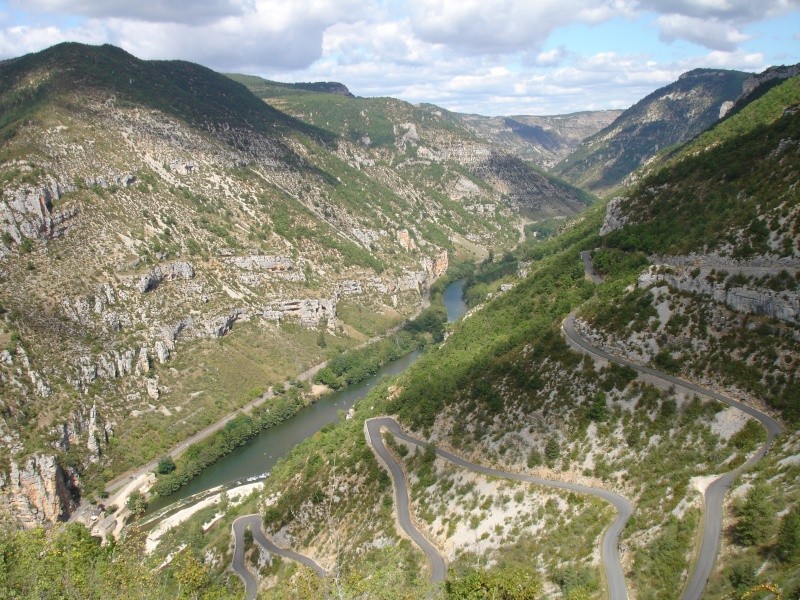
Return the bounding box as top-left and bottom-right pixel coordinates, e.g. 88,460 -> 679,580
156,455 -> 176,475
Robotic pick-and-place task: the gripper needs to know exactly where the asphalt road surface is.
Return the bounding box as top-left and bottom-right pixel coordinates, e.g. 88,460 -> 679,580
366,416 -> 633,600
231,514 -> 327,600
563,313 -> 781,600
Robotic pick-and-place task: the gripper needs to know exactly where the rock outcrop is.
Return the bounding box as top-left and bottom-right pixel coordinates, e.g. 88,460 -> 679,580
599,197 -> 629,236
639,265 -> 799,324
135,261 -> 195,293
1,454 -> 79,528
0,174 -> 78,256
740,63 -> 800,101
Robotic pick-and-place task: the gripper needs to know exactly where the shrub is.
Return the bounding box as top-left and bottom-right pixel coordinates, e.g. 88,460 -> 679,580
156,455 -> 176,475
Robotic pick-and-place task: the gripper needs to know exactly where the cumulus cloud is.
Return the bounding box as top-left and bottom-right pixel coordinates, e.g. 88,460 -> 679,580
11,0 -> 250,25
0,21 -> 109,58
2,0 -> 369,71
640,0 -> 800,50
657,14 -> 750,51
407,0 -> 632,54
638,0 -> 799,21
532,47 -> 569,67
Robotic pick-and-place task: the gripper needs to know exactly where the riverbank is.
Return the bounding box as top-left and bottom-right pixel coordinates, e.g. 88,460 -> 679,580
73,276 -> 470,538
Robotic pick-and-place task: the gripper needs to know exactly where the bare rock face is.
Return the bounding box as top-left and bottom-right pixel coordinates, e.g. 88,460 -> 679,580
154,340 -> 170,364
146,377 -> 160,400
599,197 -> 628,236
1,454 -> 79,528
338,280 -> 363,296
135,346 -> 150,376
224,255 -> 293,271
135,261 -> 195,293
741,63 -> 800,100
204,308 -> 248,337
396,229 -> 416,252
638,265 -> 799,324
424,249 -> 448,280
276,299 -> 335,328
0,174 -> 78,256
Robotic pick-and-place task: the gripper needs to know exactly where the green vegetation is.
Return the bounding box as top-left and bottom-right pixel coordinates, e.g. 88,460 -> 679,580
777,505 -> 800,563
445,565 -> 542,599
315,332 -> 419,389
735,483 -> 774,546
151,390 -> 305,497
603,104 -> 800,258
157,455 -> 176,475
0,523 -> 237,599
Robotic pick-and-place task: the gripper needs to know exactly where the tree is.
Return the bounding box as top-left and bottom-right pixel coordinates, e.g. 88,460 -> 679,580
587,392 -> 609,422
126,491 -> 148,518
735,483 -> 774,546
545,438 -> 560,466
777,505 -> 800,562
156,455 -> 176,475
173,552 -> 209,599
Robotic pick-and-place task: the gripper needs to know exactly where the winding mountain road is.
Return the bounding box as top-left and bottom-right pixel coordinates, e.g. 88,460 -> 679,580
366,417 -> 633,600
228,263 -> 781,600
364,418 -> 449,584
562,313 -> 782,600
231,514 -> 327,600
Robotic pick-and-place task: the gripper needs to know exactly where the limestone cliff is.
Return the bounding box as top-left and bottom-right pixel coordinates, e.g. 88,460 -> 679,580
1,454 -> 79,528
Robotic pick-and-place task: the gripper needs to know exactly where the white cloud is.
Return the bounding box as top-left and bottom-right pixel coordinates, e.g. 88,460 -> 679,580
0,21 -> 108,57
657,14 -> 750,50
640,0 -> 800,50
11,0 -> 250,25
638,0 -> 799,21
534,47 -> 569,67
407,0 -> 631,54
0,0 -> 795,116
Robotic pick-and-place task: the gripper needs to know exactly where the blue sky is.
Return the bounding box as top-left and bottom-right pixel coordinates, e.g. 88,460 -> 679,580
0,0 -> 798,115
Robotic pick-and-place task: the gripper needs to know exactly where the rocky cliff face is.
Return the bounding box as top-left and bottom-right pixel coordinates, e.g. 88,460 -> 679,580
740,64 -> 800,103
1,454 -> 79,528
639,263 -> 799,324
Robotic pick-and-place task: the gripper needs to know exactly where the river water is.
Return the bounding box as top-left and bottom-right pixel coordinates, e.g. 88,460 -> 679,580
146,278 -> 468,514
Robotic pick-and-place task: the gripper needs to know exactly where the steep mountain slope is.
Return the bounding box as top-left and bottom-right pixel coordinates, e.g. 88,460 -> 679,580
552,68 -> 750,194
230,74 -> 595,220
458,110 -> 622,169
0,42 -> 522,526
177,68 -> 799,600
630,68 -> 800,187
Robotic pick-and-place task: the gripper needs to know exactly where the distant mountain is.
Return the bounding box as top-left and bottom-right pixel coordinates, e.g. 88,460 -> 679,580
552,68 -> 750,194
226,73 -> 354,98
600,73 -> 800,262
457,110 -> 622,169
232,74 -> 596,220
630,68 -> 800,187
